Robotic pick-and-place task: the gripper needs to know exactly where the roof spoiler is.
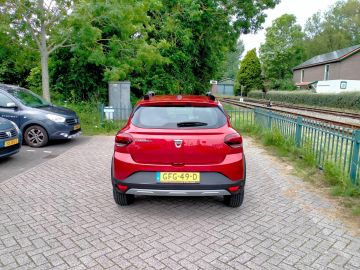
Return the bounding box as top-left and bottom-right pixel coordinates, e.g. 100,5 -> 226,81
144,91 -> 156,100
206,92 -> 216,101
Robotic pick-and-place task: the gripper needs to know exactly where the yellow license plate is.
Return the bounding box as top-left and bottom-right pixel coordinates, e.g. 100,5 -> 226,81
157,172 -> 200,183
4,138 -> 19,147
73,124 -> 81,130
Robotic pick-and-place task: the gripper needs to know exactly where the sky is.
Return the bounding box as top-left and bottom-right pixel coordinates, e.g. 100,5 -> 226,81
242,0 -> 339,56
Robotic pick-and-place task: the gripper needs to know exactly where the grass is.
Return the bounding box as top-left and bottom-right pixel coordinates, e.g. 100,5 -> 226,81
58,101 -> 127,135
236,123 -> 360,217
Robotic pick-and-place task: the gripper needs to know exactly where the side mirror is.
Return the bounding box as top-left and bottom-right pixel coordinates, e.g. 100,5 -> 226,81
6,102 -> 17,108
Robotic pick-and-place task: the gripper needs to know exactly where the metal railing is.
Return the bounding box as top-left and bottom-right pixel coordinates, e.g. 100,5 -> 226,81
228,108 -> 360,185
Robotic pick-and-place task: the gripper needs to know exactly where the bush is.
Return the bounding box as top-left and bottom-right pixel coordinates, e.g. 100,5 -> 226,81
247,90 -> 360,110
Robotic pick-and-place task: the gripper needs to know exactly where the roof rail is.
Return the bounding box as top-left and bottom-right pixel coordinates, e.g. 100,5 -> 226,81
206,92 -> 216,101
144,91 -> 156,100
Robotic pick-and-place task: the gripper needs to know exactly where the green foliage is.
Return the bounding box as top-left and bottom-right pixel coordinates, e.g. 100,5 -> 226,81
0,15 -> 37,86
59,101 -> 126,135
130,0 -> 277,95
264,78 -> 296,91
219,40 -> 244,80
26,67 -> 42,96
0,0 -> 280,100
304,0 -> 360,59
247,90 -> 360,111
259,14 -> 304,87
236,49 -> 263,96
324,161 -> 360,197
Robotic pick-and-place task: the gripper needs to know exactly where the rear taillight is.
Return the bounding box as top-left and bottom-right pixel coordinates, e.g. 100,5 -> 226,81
224,133 -> 243,148
228,186 -> 240,193
117,184 -> 129,192
115,133 -> 133,147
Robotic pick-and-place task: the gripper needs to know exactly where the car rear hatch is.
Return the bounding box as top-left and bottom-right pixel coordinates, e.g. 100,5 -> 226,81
128,130 -> 228,164
127,105 -> 229,165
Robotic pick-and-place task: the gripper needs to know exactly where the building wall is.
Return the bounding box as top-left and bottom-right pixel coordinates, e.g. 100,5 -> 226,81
293,51 -> 360,83
293,70 -> 301,83
339,52 -> 360,80
292,61 -> 342,83
216,84 -> 234,96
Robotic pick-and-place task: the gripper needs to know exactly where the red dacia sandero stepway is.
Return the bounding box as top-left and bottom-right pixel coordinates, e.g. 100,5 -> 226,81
111,93 -> 246,207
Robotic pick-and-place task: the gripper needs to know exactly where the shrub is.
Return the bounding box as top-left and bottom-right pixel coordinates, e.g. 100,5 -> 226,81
247,90 -> 360,110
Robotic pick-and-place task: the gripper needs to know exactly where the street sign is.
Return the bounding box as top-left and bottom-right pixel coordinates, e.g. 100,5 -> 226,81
210,80 -> 218,85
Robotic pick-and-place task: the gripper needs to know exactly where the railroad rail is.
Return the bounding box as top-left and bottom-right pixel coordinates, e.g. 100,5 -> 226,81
223,97 -> 360,120
220,98 -> 360,130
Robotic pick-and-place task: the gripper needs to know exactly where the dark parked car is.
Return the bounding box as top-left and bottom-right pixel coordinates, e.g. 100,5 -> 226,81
0,117 -> 22,158
0,84 -> 81,147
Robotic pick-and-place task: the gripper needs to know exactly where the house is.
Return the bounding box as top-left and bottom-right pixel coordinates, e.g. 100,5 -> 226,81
293,44 -> 360,88
212,79 -> 235,96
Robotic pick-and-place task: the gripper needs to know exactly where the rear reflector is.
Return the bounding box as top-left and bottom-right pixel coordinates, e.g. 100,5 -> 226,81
224,133 -> 243,148
115,133 -> 133,147
228,186 -> 240,193
117,184 -> 129,192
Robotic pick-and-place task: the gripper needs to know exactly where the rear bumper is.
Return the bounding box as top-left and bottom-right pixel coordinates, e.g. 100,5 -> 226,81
113,152 -> 245,181
126,189 -> 231,196
112,171 -> 245,196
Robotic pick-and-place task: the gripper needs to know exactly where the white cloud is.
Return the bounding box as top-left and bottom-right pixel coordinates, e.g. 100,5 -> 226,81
242,0 -> 339,56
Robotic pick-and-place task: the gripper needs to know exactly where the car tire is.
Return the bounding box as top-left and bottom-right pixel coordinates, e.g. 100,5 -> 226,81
113,189 -> 134,206
24,125 -> 49,147
224,189 -> 244,208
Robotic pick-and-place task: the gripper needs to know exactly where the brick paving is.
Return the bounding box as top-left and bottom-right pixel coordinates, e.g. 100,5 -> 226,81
0,136 -> 360,269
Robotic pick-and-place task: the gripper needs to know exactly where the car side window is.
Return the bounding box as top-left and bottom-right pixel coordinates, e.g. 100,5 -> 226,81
0,92 -> 14,107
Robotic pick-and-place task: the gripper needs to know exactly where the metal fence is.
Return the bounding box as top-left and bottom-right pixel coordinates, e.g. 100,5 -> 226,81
228,108 -> 360,185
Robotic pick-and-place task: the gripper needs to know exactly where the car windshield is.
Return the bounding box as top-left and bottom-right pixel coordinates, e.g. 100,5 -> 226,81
8,88 -> 50,108
131,106 -> 227,129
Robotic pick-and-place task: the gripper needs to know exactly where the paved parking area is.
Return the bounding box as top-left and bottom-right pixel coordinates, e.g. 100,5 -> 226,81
0,137 -> 91,183
1,136 -> 360,270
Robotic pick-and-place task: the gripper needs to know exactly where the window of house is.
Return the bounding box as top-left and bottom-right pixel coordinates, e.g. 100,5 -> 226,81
324,64 -> 330,80
300,70 -> 304,82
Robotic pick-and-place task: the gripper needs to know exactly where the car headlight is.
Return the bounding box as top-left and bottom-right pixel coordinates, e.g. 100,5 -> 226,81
10,121 -> 20,133
46,114 -> 66,123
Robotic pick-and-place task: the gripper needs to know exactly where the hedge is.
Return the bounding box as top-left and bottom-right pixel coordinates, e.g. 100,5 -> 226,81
247,90 -> 360,111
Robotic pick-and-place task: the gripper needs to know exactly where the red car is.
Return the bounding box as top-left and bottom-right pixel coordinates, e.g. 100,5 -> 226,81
111,93 -> 246,207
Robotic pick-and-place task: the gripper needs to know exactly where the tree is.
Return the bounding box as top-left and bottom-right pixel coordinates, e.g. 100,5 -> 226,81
130,0 -> 280,95
304,0 -> 360,59
259,14 -> 304,86
1,0 -> 280,100
236,49 -> 263,96
219,40 -> 244,79
49,0 -> 167,101
0,0 -> 74,101
0,6 -> 37,86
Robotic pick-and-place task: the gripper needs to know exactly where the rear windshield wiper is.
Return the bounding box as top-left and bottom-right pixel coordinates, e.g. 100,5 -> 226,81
177,121 -> 208,127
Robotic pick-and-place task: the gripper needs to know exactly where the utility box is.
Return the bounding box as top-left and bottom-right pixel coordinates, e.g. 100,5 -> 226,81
108,81 -> 131,120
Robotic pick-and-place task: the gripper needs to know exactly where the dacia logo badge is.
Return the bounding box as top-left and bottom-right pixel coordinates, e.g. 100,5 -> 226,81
174,139 -> 183,148
6,131 -> 11,138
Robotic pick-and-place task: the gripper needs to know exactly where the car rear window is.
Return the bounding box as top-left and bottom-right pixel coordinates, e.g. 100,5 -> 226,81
131,106 -> 227,129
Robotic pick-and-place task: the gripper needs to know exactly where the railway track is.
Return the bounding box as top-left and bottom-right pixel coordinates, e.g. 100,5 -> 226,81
226,97 -> 360,120
221,98 -> 360,130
